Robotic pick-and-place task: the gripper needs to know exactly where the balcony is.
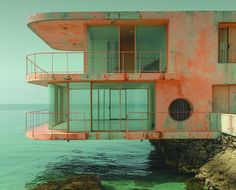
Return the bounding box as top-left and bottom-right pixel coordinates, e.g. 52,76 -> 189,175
26,51 -> 183,85
26,110 -> 221,140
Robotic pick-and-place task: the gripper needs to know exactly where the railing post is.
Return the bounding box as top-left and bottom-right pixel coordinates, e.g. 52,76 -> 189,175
66,52 -> 69,75
90,82 -> 93,132
51,53 -> 54,75
51,112 -> 54,140
32,113 -> 35,139
126,113 -> 129,139
142,113 -> 145,139
84,112 -> 86,132
67,82 -> 70,141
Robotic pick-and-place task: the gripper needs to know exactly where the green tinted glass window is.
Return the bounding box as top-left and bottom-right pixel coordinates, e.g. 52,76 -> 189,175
136,25 -> 167,72
87,26 -> 119,73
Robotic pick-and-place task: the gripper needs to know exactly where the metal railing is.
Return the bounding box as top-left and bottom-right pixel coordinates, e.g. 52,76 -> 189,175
26,51 -> 183,78
26,110 -> 221,137
26,110 -> 88,135
26,109 -> 48,131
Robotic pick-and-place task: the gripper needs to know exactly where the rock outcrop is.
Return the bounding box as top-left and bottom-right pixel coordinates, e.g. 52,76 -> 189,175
150,138 -> 223,172
196,135 -> 236,190
151,134 -> 236,189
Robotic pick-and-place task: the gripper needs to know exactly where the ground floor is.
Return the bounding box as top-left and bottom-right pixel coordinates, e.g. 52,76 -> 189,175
26,81 -> 226,140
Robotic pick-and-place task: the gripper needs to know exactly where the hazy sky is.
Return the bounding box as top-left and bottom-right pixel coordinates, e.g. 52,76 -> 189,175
0,0 -> 236,104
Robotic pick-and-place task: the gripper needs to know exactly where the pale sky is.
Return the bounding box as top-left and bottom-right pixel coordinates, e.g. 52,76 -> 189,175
0,0 -> 236,104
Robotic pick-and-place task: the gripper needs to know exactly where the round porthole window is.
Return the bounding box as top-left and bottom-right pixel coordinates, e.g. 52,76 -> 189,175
169,98 -> 193,121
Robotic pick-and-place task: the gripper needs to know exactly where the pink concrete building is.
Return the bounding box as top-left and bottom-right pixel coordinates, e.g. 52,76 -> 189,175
26,11 -> 236,140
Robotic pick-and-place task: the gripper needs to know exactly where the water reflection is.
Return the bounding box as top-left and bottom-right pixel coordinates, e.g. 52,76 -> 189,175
26,141 -> 193,189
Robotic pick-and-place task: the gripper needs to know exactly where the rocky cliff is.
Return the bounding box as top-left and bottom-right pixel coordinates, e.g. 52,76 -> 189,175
151,134 -> 236,189
196,135 -> 236,190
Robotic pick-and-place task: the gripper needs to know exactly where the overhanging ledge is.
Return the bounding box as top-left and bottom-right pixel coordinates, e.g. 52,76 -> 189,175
27,12 -> 168,51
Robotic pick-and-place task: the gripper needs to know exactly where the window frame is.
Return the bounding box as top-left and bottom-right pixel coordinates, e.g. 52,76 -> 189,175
218,22 -> 236,63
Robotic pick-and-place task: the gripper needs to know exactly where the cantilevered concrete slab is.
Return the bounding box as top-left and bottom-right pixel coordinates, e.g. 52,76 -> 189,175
27,12 -> 168,50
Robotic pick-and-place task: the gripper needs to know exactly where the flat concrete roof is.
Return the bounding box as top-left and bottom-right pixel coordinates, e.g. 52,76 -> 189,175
27,11 -> 170,50
27,11 -> 236,51
28,12 -> 139,51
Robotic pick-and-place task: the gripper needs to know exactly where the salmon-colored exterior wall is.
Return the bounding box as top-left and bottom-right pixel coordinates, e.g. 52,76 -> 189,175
26,11 -> 236,140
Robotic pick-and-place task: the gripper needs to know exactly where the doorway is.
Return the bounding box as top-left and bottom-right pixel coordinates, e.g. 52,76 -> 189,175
120,26 -> 135,72
92,87 -> 150,131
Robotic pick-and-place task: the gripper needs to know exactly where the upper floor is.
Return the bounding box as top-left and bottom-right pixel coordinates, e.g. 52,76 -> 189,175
26,11 -> 236,86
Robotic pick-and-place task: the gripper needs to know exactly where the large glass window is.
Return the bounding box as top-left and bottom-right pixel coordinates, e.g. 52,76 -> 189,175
87,26 -> 119,73
87,25 -> 167,73
91,83 -> 154,131
120,26 -> 135,72
48,84 -> 68,129
127,89 -> 148,117
219,24 -> 236,63
136,25 -> 167,72
69,83 -> 91,131
48,82 -> 154,132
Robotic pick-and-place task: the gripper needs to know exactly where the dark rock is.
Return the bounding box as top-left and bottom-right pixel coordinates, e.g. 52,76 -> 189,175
31,175 -> 102,190
150,139 -> 223,172
184,178 -> 206,190
151,134 -> 236,190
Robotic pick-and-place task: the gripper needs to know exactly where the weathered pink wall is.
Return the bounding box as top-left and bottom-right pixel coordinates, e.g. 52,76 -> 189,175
27,11 -> 236,138
144,12 -> 236,133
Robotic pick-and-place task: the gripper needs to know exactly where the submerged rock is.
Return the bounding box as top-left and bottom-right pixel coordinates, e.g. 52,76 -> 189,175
31,175 -> 102,190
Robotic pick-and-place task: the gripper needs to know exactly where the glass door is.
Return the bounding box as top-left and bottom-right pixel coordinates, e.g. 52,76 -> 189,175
120,26 -> 135,72
91,82 -> 154,131
109,89 -> 126,120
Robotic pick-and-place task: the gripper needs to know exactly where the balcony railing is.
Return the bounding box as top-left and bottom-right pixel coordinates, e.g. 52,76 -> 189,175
26,51 -> 183,78
26,110 -> 221,140
26,110 -> 88,134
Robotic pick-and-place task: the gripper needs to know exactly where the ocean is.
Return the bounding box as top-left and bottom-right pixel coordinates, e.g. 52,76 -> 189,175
0,104 -> 192,190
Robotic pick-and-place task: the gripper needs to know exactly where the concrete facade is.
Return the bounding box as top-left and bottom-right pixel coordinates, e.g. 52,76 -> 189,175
26,11 -> 236,140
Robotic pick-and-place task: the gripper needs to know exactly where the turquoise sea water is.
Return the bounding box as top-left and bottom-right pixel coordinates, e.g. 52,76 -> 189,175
0,104 -> 192,190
